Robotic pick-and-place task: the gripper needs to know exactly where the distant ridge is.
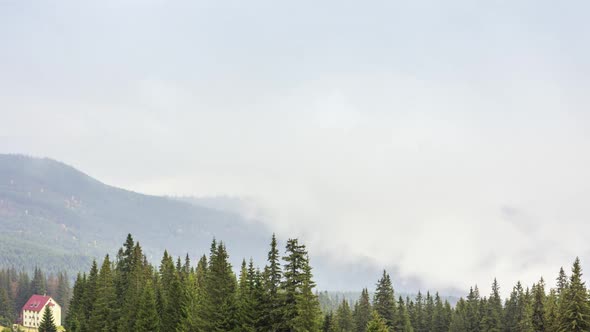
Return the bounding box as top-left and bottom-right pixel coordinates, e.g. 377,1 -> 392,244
0,154 -> 271,274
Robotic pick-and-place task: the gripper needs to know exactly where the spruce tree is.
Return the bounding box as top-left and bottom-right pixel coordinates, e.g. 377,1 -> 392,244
293,255 -> 322,332
530,279 -> 546,332
367,311 -> 390,332
335,299 -> 354,331
38,305 -> 58,332
203,241 -> 238,331
395,296 -> 414,332
481,279 -> 503,332
134,279 -> 160,332
262,234 -> 283,331
353,288 -> 372,332
557,257 -> 590,331
88,255 -> 117,332
282,238 -> 308,330
432,293 -> 448,332
373,270 -> 397,329
465,286 -> 481,332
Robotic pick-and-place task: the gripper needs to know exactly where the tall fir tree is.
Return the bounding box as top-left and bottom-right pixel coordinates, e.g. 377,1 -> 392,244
530,279 -> 546,332
481,279 -> 503,332
335,299 -> 354,332
88,255 -> 117,332
262,234 -> 284,331
353,288 -> 372,332
134,279 -> 160,332
557,257 -> 590,332
373,270 -> 397,330
395,296 -> 414,332
203,241 -> 238,331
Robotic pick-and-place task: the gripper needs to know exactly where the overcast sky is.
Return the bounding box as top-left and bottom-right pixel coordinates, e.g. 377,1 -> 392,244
1,0 -> 590,293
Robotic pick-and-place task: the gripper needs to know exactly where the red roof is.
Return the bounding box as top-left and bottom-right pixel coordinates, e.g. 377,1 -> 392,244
22,295 -> 54,312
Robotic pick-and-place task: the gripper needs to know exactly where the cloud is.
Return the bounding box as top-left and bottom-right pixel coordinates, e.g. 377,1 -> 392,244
1,0 -> 590,294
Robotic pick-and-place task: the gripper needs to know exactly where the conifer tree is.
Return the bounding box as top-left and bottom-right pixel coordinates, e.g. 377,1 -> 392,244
432,293 -> 448,332
353,288 -> 372,332
323,312 -> 338,332
410,292 -> 425,332
88,255 -> 117,332
31,267 -> 47,295
530,279 -> 546,332
335,299 -> 354,332
262,234 -> 283,331
557,257 -> 590,331
373,270 -> 397,329
544,289 -> 559,332
449,298 -> 467,332
203,241 -> 238,331
465,286 -> 481,332
134,279 -> 160,332
38,305 -> 57,332
65,273 -> 86,332
395,296 -> 414,332
366,311 -> 390,332
556,267 -> 568,295
237,259 -> 256,332
293,255 -> 322,332
481,279 -> 503,332
283,238 -> 308,330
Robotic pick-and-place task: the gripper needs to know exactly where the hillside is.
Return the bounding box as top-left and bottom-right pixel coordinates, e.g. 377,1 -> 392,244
0,154 -> 271,274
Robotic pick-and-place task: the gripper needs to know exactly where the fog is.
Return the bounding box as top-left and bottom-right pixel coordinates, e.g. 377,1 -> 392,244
2,0 -> 590,293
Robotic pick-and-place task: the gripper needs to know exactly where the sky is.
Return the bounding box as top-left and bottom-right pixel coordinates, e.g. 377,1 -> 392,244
1,0 -> 590,294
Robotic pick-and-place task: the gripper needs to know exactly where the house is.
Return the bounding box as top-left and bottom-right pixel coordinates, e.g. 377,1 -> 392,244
21,295 -> 61,329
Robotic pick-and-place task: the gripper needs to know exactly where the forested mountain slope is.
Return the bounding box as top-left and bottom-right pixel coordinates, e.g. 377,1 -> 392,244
0,154 -> 270,274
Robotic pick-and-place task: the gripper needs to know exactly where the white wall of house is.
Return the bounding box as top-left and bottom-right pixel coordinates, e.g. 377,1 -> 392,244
22,298 -> 61,328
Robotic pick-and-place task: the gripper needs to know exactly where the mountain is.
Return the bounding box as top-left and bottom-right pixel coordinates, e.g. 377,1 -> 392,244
0,154 -> 271,275
0,154 -> 452,294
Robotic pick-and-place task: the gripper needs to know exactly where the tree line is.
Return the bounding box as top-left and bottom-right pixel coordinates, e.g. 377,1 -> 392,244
63,234 -> 590,332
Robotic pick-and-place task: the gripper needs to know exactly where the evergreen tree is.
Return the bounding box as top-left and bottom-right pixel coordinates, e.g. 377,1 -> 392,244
481,279 -> 503,332
31,267 -> 47,295
323,312 -> 338,332
65,273 -> 86,332
410,292 -> 425,332
293,255 -> 322,332
282,238 -> 308,330
88,255 -> 117,332
432,293 -> 448,332
367,311 -> 390,332
262,234 -> 284,331
38,305 -> 57,332
353,288 -> 372,332
449,298 -> 467,332
556,267 -> 568,295
394,296 -> 413,332
465,286 -> 481,332
557,257 -> 590,331
373,270 -> 397,329
237,259 -> 256,332
134,279 -> 160,332
335,299 -> 354,332
56,271 -> 71,315
531,279 -> 546,332
544,289 -> 559,332
203,241 -> 238,331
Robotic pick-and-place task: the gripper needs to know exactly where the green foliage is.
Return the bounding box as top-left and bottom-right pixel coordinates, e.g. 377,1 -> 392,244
366,311 -> 389,332
38,305 -> 57,332
353,288 -> 372,332
373,270 -> 397,329
557,257 -> 590,331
